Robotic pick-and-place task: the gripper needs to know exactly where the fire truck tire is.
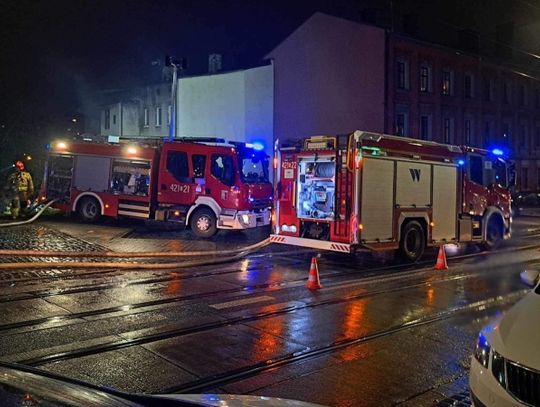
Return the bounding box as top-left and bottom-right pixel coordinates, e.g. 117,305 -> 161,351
77,197 -> 101,223
399,220 -> 425,262
190,207 -> 217,238
482,215 -> 504,250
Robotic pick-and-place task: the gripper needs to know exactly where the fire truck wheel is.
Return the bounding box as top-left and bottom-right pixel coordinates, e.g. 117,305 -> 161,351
399,220 -> 425,262
482,216 -> 503,250
191,207 -> 217,238
77,197 -> 101,223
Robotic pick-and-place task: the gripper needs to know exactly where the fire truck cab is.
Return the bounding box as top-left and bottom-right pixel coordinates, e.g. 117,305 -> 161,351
42,138 -> 272,238
271,130 -> 513,261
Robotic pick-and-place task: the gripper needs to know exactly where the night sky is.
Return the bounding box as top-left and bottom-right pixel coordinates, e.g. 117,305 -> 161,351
0,0 -> 539,136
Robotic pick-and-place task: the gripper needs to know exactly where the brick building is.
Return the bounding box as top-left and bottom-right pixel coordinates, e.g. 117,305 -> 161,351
267,13 -> 540,191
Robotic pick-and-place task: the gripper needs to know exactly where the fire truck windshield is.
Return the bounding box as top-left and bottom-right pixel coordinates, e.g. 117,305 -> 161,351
238,151 -> 269,184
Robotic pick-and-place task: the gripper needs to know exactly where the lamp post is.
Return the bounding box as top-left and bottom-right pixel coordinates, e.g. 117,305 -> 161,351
165,56 -> 187,142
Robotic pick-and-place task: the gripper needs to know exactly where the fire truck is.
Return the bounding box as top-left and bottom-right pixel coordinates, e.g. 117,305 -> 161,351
270,130 -> 513,261
41,138 -> 272,237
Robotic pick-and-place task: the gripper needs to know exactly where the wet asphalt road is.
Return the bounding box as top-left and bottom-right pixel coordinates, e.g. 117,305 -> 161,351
0,215 -> 539,406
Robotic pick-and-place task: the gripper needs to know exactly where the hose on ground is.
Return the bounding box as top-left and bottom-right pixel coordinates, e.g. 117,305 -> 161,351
0,200 -> 57,228
0,241 -> 267,270
0,237 -> 270,258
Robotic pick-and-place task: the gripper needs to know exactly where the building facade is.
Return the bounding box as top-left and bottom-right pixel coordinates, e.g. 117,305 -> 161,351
99,65 -> 273,153
268,12 -> 540,191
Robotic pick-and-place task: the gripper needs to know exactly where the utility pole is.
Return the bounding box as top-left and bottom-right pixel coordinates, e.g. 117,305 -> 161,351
165,55 -> 187,142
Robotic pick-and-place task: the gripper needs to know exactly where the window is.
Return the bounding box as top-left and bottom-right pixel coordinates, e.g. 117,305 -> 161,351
396,59 -> 409,90
192,154 -> 206,178
420,65 -> 431,92
469,156 -> 483,185
210,154 -> 235,186
420,115 -> 430,140
167,105 -> 172,125
155,106 -> 162,127
111,159 -> 151,196
464,73 -> 474,98
396,113 -> 406,136
503,82 -> 511,104
112,114 -> 116,125
443,118 -> 454,143
522,167 -> 529,190
442,69 -> 453,95
143,108 -> 149,127
464,119 -> 471,145
104,109 -> 110,130
166,151 -> 189,182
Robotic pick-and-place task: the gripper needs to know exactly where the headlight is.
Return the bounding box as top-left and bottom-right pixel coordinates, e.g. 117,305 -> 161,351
240,214 -> 251,225
491,350 -> 506,387
281,225 -> 290,232
473,333 -> 491,369
290,225 -> 297,233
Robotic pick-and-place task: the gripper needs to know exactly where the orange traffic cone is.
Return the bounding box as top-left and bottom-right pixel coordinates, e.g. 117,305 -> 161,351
434,245 -> 448,270
306,256 -> 322,290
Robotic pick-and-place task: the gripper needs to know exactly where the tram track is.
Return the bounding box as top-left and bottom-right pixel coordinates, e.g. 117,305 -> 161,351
164,289 -> 527,394
0,241 -> 537,340
10,261 -> 528,367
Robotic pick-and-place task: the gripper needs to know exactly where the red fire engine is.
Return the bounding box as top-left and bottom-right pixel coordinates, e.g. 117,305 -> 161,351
270,130 -> 513,261
41,138 -> 272,237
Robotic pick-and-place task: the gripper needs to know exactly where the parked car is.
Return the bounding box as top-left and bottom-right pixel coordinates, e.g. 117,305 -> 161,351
469,269 -> 540,406
0,361 -> 327,407
512,191 -> 540,216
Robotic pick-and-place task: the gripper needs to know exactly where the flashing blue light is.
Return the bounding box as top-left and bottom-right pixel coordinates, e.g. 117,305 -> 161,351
251,142 -> 265,151
457,159 -> 465,166
492,148 -> 504,156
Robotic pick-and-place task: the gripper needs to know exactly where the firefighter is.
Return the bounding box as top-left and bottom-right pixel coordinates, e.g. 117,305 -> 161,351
7,160 -> 34,219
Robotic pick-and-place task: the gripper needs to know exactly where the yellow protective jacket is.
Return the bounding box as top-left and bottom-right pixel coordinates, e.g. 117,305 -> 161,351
8,171 -> 34,194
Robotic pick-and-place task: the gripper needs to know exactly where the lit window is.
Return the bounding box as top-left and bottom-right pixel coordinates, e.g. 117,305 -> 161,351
442,70 -> 453,95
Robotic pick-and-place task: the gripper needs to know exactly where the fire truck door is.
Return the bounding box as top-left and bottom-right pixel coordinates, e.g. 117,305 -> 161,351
159,150 -> 195,206
206,153 -> 238,209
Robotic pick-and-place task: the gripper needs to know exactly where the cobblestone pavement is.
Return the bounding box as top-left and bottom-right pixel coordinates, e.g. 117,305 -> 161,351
0,224 -> 106,253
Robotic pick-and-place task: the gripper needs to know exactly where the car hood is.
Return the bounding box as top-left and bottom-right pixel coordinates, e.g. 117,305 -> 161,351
487,291 -> 540,370
155,394 -> 328,407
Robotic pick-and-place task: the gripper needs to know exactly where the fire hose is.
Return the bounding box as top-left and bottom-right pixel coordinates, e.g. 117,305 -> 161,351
0,199 -> 57,228
0,197 -> 272,268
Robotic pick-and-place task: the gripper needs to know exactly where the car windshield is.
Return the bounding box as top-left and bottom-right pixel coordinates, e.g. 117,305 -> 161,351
238,151 -> 270,184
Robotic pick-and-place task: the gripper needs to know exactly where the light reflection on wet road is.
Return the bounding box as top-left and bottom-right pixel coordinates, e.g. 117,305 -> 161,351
0,217 -> 539,405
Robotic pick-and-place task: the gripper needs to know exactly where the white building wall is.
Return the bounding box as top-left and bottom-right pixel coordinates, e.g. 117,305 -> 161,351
245,64 -> 274,152
176,65 -> 273,149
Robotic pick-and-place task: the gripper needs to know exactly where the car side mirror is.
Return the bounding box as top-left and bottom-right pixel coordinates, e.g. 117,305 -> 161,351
520,270 -> 540,288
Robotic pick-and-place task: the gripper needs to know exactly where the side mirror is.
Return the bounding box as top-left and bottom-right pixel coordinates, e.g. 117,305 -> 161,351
520,270 -> 540,288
